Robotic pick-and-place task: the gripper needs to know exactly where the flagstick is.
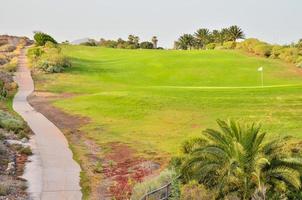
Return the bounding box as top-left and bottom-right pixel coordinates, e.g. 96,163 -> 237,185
261,70 -> 264,87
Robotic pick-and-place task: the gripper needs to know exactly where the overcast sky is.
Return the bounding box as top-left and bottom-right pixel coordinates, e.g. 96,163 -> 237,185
1,0 -> 301,47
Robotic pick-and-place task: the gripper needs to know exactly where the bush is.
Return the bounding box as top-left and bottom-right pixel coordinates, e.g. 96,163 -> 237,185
33,32 -> 57,46
270,45 -> 284,58
126,44 -> 138,49
99,39 -> 118,48
279,48 -> 299,63
27,47 -> 44,60
0,184 -> 9,196
130,169 -> 176,200
140,41 -> 154,49
0,80 -> 8,98
236,38 -> 261,53
296,56 -> 302,67
0,44 -> 16,53
37,52 -> 71,73
222,41 -> 236,49
0,54 -> 8,65
180,181 -> 215,200
206,43 -> 216,50
254,43 -> 272,57
2,57 -> 18,72
80,39 -> 97,46
18,146 -> 32,155
0,111 -> 23,132
44,41 -> 58,49
27,45 -> 71,73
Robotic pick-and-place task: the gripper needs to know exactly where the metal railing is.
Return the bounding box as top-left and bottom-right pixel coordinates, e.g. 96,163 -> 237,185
140,182 -> 172,200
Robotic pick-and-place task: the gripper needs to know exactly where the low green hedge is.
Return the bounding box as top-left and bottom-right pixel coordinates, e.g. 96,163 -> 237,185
0,111 -> 23,132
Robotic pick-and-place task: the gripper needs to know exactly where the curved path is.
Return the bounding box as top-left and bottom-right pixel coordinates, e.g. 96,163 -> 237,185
13,49 -> 82,200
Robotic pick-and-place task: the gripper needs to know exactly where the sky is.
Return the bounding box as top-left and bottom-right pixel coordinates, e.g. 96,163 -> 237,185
1,0 -> 301,48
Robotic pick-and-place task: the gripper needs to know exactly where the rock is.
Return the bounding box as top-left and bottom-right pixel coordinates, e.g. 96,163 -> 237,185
6,162 -> 15,175
135,161 -> 160,171
20,138 -> 28,143
4,140 -> 29,147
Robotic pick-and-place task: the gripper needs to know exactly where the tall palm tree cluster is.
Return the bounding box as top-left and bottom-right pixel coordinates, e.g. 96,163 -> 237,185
179,120 -> 302,199
174,25 -> 245,50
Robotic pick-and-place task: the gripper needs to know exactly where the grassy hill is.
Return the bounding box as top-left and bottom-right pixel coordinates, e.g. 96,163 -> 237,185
34,45 -> 302,155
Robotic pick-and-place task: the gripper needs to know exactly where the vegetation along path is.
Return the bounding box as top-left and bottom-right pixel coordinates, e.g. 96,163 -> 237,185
13,48 -> 82,200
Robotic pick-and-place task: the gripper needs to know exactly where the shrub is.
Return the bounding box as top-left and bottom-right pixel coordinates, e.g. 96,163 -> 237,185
206,43 -> 216,50
37,52 -> 71,73
0,80 -> 7,98
93,161 -> 103,173
27,47 -> 44,60
0,111 -> 23,132
0,54 -> 8,65
80,39 -> 97,46
33,32 -> 57,46
44,41 -> 58,49
18,146 -> 32,155
130,169 -> 176,200
140,41 -> 154,49
0,44 -> 16,53
99,39 -> 118,48
236,38 -> 261,53
0,184 -> 9,196
2,57 -> 18,72
126,44 -> 138,49
180,181 -> 215,200
0,179 -> 27,196
270,45 -> 284,58
254,43 -> 272,57
279,48 -> 299,63
222,41 -> 236,49
296,56 -> 302,67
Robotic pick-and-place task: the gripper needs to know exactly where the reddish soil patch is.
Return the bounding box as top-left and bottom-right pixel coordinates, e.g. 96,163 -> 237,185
102,142 -> 160,200
16,154 -> 28,176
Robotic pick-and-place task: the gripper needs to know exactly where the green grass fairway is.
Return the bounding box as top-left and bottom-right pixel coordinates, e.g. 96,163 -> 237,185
34,45 -> 302,155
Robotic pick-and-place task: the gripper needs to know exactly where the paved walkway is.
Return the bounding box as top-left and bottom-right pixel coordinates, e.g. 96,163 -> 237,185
13,49 -> 82,200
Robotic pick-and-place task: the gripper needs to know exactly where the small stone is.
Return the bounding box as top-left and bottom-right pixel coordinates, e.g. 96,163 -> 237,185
6,162 -> 15,175
21,138 -> 28,143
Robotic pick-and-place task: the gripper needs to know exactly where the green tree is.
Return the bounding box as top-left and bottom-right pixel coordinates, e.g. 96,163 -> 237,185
227,25 -> 245,42
33,32 -> 57,46
181,120 -> 302,199
194,28 -> 211,49
210,30 -> 222,44
127,35 -> 140,48
177,34 -> 195,50
140,41 -> 154,49
297,39 -> 302,49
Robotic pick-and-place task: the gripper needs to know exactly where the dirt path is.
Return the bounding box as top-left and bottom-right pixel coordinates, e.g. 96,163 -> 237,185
13,49 -> 82,200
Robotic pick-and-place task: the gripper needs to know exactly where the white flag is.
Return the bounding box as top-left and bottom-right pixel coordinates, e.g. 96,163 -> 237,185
258,67 -> 263,72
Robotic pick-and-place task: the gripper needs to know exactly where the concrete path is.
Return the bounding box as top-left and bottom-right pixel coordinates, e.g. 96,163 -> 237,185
13,49 -> 82,200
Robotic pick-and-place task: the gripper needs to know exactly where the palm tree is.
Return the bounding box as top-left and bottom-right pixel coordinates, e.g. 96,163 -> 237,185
221,28 -> 231,43
177,34 -> 195,50
228,25 -> 245,42
181,120 -> 302,199
210,30 -> 221,44
194,28 -> 211,49
152,36 -> 158,49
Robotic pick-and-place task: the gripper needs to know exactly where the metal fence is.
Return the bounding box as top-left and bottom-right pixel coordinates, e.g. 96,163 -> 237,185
140,182 -> 172,200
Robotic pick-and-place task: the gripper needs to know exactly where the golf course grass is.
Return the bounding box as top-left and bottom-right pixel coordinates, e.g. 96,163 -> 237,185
34,45 -> 302,155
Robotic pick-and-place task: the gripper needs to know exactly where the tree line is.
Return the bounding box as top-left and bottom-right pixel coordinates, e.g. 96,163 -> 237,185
80,35 -> 161,49
174,25 -> 245,50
